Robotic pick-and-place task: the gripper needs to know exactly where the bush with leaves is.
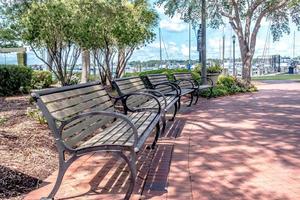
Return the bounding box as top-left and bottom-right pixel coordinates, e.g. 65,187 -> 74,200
0,65 -> 32,96
207,65 -> 223,74
31,70 -> 53,89
200,75 -> 258,98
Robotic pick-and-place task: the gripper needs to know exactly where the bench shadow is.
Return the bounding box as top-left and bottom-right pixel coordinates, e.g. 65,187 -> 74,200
57,143 -> 174,200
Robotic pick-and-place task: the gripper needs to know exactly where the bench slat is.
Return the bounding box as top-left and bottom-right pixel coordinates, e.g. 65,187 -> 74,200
47,89 -> 108,113
79,112 -> 144,147
61,106 -> 114,140
41,85 -> 102,103
52,97 -> 112,120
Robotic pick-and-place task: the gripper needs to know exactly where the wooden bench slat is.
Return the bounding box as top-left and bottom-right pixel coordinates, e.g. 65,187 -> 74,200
114,113 -> 156,146
41,85 -> 102,103
61,106 -> 114,140
47,89 -> 108,113
79,112 -> 146,147
66,112 -> 140,147
52,97 -> 112,120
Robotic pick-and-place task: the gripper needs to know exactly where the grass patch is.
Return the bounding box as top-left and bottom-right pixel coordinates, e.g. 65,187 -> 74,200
0,116 -> 8,125
252,74 -> 300,80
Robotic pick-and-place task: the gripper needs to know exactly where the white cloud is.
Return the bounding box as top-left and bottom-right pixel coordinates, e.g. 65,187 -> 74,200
181,44 -> 189,57
160,15 -> 187,32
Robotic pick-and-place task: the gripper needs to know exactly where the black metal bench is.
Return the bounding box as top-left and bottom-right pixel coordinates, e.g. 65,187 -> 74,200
31,81 -> 163,200
142,74 -> 196,107
112,76 -> 179,132
173,72 -> 214,99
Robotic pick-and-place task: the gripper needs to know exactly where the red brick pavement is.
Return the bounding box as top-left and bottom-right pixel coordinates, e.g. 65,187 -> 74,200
25,81 -> 300,200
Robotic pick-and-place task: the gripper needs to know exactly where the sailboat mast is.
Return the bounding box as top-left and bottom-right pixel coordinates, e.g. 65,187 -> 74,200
189,22 -> 191,68
159,27 -> 162,68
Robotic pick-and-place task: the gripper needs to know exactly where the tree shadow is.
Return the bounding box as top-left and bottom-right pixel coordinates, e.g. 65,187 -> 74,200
0,165 -> 42,198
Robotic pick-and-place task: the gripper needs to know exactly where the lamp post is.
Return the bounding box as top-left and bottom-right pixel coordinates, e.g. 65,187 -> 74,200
201,0 -> 207,84
232,35 -> 236,77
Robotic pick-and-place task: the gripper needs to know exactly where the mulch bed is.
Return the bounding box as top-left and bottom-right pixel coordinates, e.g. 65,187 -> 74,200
0,95 -> 58,200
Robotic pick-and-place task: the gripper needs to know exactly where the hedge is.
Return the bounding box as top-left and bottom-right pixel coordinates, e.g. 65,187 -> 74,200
31,70 -> 53,89
124,68 -> 201,81
0,65 -> 32,96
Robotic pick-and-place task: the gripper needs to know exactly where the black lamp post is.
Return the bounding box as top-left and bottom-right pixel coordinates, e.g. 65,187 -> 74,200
201,0 -> 207,84
232,35 -> 236,77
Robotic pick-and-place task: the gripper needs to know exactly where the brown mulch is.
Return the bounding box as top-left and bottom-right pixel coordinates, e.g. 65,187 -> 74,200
0,95 -> 58,200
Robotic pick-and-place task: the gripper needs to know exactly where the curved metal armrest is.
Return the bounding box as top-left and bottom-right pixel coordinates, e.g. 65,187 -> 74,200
176,79 -> 197,89
59,111 -> 139,150
200,76 -> 213,86
118,92 -> 162,114
153,82 -> 180,96
141,89 -> 167,111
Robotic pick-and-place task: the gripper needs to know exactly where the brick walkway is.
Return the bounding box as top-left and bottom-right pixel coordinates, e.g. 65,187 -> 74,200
25,81 -> 300,200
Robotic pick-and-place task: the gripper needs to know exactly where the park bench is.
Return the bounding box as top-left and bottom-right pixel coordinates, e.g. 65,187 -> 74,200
143,74 -> 196,107
173,72 -> 214,100
112,76 -> 179,133
31,81 -> 163,200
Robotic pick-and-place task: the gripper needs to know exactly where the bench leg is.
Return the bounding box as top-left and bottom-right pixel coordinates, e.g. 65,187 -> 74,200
188,93 -> 194,107
177,97 -> 181,110
170,102 -> 178,121
118,151 -> 137,200
44,153 -> 76,200
208,87 -> 214,99
151,123 -> 161,149
161,114 -> 166,135
194,90 -> 200,105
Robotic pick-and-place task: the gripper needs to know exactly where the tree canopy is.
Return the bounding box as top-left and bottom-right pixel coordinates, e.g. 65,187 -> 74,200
1,0 -> 158,85
157,0 -> 300,81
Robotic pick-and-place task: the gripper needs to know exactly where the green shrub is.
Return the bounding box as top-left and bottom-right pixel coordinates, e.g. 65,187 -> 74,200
0,65 -> 32,96
0,116 -> 8,125
207,64 -> 223,74
200,75 -> 258,98
31,70 -> 53,89
26,107 -> 47,124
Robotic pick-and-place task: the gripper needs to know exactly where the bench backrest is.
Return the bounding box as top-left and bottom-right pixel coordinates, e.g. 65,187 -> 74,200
143,74 -> 174,94
112,76 -> 150,108
173,72 -> 195,89
173,72 -> 193,81
31,81 -> 115,149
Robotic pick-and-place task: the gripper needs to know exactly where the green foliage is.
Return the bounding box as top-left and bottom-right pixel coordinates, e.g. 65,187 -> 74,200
207,65 -> 223,74
0,19 -> 20,48
1,0 -> 158,86
200,76 -> 258,98
31,71 -> 53,89
26,107 -> 47,124
252,74 -> 300,80
0,65 -> 32,96
0,116 -> 8,125
124,67 -> 202,84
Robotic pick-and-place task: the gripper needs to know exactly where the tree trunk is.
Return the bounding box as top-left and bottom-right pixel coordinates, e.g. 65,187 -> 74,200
46,49 -> 53,71
81,49 -> 90,83
242,55 -> 252,83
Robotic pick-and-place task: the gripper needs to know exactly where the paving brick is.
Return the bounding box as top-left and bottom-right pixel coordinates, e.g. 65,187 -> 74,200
25,81 -> 300,200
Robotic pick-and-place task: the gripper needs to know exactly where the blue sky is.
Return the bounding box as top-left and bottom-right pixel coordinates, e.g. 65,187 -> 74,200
130,2 -> 300,62
1,1 -> 299,65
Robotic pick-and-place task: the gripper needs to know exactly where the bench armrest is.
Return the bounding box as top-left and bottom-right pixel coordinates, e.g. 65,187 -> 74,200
175,79 -> 197,90
141,89 -> 167,112
59,111 -> 139,150
196,77 -> 213,86
117,92 -> 162,114
153,82 -> 180,97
